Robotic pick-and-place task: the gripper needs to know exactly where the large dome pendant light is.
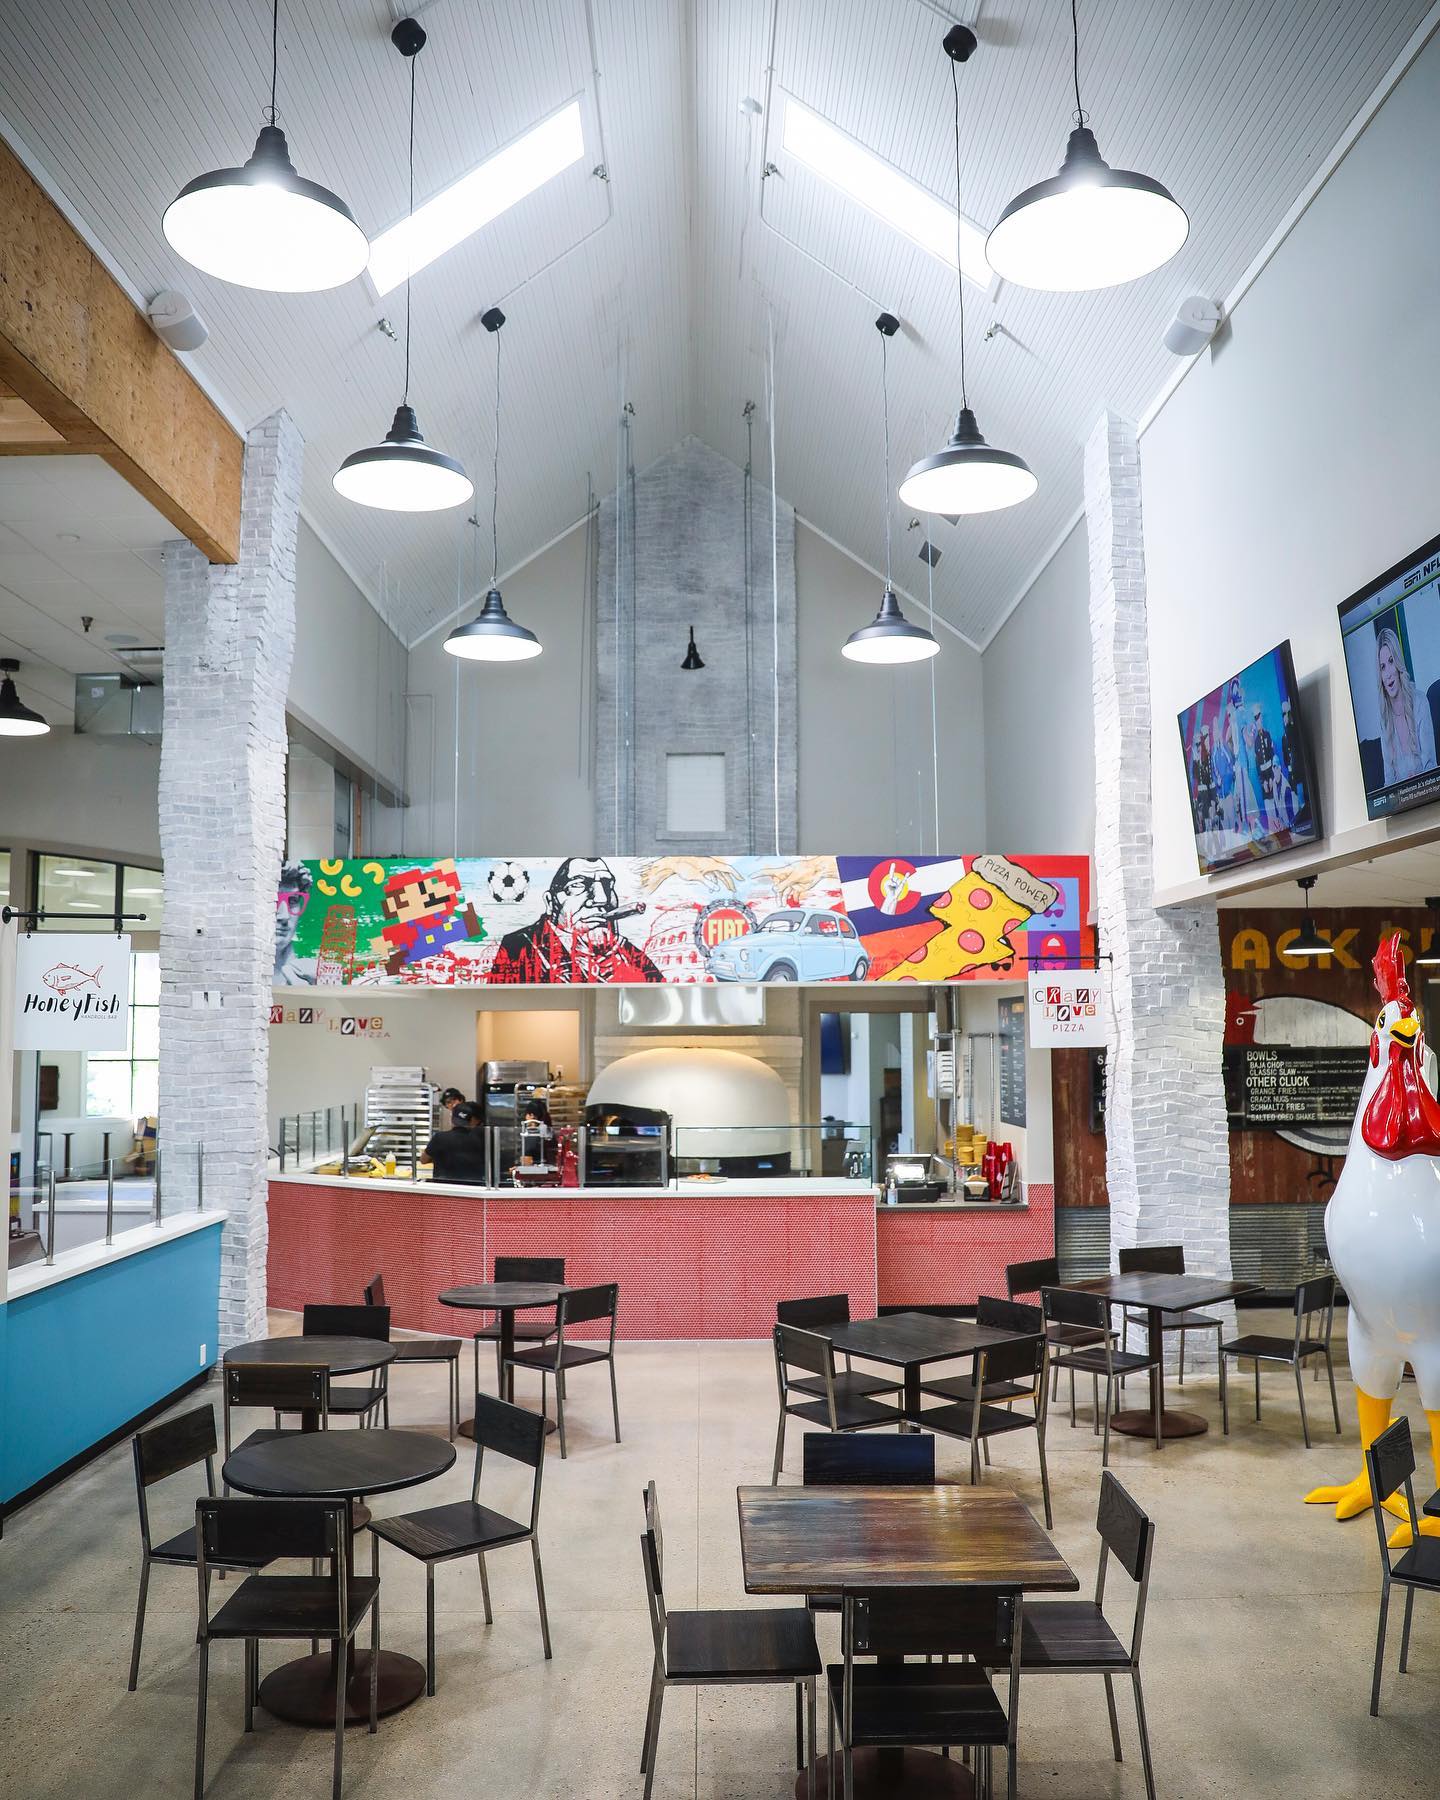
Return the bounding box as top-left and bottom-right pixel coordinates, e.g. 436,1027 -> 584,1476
0,658 -> 49,736
444,309 -> 542,661
334,19 -> 473,513
162,0 -> 367,292
986,0 -> 1188,291
845,315 -> 938,665
898,29 -> 1037,519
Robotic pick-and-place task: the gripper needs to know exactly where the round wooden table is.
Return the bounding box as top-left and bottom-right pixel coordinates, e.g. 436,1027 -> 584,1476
439,1282 -> 565,1438
224,1336 -> 397,1432
222,1428 -> 456,1726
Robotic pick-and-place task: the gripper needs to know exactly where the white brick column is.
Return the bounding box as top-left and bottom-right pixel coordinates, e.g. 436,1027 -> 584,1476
159,411 -> 302,1347
1085,411 -> 1233,1367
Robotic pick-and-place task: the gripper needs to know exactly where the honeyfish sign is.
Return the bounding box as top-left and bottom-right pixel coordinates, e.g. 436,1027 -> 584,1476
1027,968 -> 1108,1048
14,934 -> 131,1050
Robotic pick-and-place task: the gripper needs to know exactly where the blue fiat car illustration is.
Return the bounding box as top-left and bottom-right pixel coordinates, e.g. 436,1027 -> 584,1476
706,909 -> 870,982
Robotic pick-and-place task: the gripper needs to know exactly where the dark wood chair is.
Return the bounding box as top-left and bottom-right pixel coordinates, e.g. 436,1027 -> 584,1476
128,1405 -> 269,1691
1042,1288 -> 1162,1458
829,1588 -> 1021,1800
301,1304 -> 390,1426
921,1296 -> 1044,1407
919,1334 -> 1054,1528
640,1479 -> 819,1800
771,1324 -> 903,1484
1008,1469 -> 1157,1800
504,1281 -> 620,1458
194,1497 -> 379,1799
472,1254 -> 565,1394
364,1272 -> 461,1439
1117,1245 -> 1222,1382
223,1362 -> 328,1460
370,1391 -> 551,1692
776,1294 -> 902,1401
1219,1272 -> 1341,1447
1007,1256 -> 1110,1402
1365,1417 -> 1440,1715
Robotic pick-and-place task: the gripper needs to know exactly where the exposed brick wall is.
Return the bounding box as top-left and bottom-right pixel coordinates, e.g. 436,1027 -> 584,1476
159,411 -> 302,1347
1085,412 -> 1233,1365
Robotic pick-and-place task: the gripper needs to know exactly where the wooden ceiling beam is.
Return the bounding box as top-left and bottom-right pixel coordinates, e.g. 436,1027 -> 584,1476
0,137 -> 242,561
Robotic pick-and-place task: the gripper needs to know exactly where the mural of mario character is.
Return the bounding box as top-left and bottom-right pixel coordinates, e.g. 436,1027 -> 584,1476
489,856 -> 662,983
380,860 -> 481,975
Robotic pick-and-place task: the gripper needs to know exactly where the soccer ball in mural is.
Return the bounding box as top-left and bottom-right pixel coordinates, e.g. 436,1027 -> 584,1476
487,862 -> 530,905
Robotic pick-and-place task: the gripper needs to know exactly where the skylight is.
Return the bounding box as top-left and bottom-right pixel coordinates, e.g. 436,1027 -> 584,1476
780,95 -> 991,289
368,100 -> 586,297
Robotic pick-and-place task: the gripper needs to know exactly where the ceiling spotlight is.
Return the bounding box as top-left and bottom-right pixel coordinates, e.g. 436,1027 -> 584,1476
162,0 -> 367,292
0,658 -> 50,736
1286,876 -> 1331,959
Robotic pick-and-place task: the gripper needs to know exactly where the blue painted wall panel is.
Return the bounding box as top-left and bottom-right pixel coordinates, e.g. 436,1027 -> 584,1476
1,1223 -> 222,1505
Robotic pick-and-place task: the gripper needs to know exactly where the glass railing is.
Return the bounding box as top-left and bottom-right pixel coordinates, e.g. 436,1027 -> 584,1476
11,1141 -> 207,1265
671,1122 -> 872,1182
270,1104 -> 364,1173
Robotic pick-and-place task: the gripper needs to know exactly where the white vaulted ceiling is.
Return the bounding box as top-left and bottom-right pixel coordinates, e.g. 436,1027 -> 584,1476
0,0 -> 1431,650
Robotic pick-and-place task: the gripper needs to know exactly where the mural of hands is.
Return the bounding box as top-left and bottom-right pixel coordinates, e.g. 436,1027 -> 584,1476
761,855 -> 837,906
636,855 -> 739,893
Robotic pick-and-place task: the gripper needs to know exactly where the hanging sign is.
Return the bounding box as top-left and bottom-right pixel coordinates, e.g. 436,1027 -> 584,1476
14,933 -> 131,1049
1027,969 -> 1107,1047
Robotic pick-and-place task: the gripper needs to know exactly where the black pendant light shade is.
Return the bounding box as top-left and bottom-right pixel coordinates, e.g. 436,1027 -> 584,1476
444,587 -> 541,661
1287,876 -> 1331,958
163,1 -> 367,292
0,658 -> 50,736
681,627 -> 705,671
843,587 -> 940,664
898,406 -> 1038,516
333,403 -> 472,512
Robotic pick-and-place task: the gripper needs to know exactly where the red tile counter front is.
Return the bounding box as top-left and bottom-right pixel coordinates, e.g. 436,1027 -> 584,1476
874,1184 -> 1055,1309
267,1180 -> 879,1340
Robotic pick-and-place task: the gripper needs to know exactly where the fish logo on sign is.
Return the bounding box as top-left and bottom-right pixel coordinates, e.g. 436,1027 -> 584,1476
43,963 -> 103,996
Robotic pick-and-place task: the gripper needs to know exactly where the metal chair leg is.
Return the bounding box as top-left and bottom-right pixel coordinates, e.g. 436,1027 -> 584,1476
243,1639 -> 255,1732
772,1410 -> 787,1484
807,1676 -> 817,1800
1103,1672 -> 1123,1761
332,1625 -> 345,1800
1326,1351 -> 1342,1434
532,1537 -> 553,1658
1400,1586 -> 1415,1673
1069,1368 -> 1076,1427
827,1682 -> 836,1800
1372,1584 -> 1391,1715
555,1367 -> 567,1459
641,1668 -> 665,1799
1254,1360 -> 1262,1421
795,1682 -> 804,1768
1295,1362 -> 1312,1449
193,1639 -> 209,1800
425,1564 -> 437,1696
1102,1376 -> 1113,1467
127,1557 -> 150,1691
610,1355 -> 622,1443
1132,1670 -> 1157,1800
1037,1424 -> 1053,1531
478,1553 -> 493,1623
1220,1352 -> 1230,1434
1178,1326 -> 1186,1386
1152,1366 -> 1163,1452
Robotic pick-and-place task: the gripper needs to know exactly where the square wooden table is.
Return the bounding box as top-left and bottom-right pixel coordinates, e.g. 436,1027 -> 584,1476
738,1483 -> 1077,1798
825,1312 -> 1034,1421
1072,1272 -> 1259,1440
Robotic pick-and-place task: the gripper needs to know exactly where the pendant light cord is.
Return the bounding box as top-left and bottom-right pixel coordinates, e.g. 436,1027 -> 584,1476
880,330 -> 893,587
266,0 -> 279,123
491,326 -> 501,584
950,56 -> 967,412
1071,0 -> 1087,124
403,51 -> 417,404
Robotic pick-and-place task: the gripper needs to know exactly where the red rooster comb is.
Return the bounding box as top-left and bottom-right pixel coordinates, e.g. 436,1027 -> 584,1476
1373,932 -> 1411,1007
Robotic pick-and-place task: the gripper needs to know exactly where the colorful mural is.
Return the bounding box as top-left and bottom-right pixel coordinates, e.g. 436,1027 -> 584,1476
273,853 -> 1092,988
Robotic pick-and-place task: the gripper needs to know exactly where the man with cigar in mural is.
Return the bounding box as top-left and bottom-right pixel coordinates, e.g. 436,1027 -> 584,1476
489,856 -> 663,983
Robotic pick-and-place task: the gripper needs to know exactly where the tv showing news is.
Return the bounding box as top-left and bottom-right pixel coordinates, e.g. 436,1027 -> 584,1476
1337,530 -> 1440,819
1176,641 -> 1320,874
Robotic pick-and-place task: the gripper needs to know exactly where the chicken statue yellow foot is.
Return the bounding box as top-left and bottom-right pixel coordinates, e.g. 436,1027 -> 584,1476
1304,935 -> 1440,1543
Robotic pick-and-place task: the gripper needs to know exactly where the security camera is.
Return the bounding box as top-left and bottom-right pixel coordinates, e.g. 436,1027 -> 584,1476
146,289 -> 209,353
1163,296 -> 1222,357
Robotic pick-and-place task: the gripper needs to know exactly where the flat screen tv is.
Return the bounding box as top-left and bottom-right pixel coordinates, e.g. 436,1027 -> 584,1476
1176,640 -> 1320,875
1337,530 -> 1440,819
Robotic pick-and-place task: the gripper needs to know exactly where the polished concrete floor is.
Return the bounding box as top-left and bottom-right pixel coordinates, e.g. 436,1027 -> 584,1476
2,1310 -> 1438,1800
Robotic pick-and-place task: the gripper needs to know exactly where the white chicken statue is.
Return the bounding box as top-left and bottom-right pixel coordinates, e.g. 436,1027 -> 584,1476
1306,933 -> 1440,1544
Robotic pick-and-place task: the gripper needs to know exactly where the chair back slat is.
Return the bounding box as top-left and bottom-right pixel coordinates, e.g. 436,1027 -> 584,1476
776,1293 -> 850,1330
976,1295 -> 1042,1336
801,1432 -> 934,1486
560,1282 -> 618,1327
643,1478 -> 664,1587
135,1404 -> 217,1487
302,1302 -> 391,1342
1368,1417 -> 1416,1510
225,1361 -> 328,1414
977,1333 -> 1045,1388
363,1272 -> 387,1307
198,1496 -> 343,1563
1006,1256 -> 1059,1299
1096,1471 -> 1152,1583
775,1322 -> 834,1379
851,1588 -> 1016,1657
1118,1244 -> 1185,1276
1041,1286 -> 1107,1332
495,1255 -> 565,1283
470,1391 -> 546,1467
1294,1272 -> 1335,1321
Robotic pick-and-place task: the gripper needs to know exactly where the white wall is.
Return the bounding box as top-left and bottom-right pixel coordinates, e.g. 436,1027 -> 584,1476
981,519 -> 1093,854
267,991 -> 482,1129
1144,27 -> 1440,901
0,732 -> 161,863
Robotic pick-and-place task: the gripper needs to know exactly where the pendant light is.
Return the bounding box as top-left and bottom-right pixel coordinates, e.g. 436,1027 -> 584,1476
162,0 -> 367,292
444,309 -> 541,661
0,658 -> 49,736
986,0 -> 1188,292
1286,876 -> 1332,958
898,29 -> 1037,518
845,315 -> 938,665
1414,898 -> 1440,968
334,19 -> 473,513
681,628 -> 705,671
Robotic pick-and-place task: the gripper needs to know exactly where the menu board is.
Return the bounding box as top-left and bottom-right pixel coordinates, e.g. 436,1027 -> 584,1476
998,996 -> 1027,1128
1223,1045 -> 1370,1129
